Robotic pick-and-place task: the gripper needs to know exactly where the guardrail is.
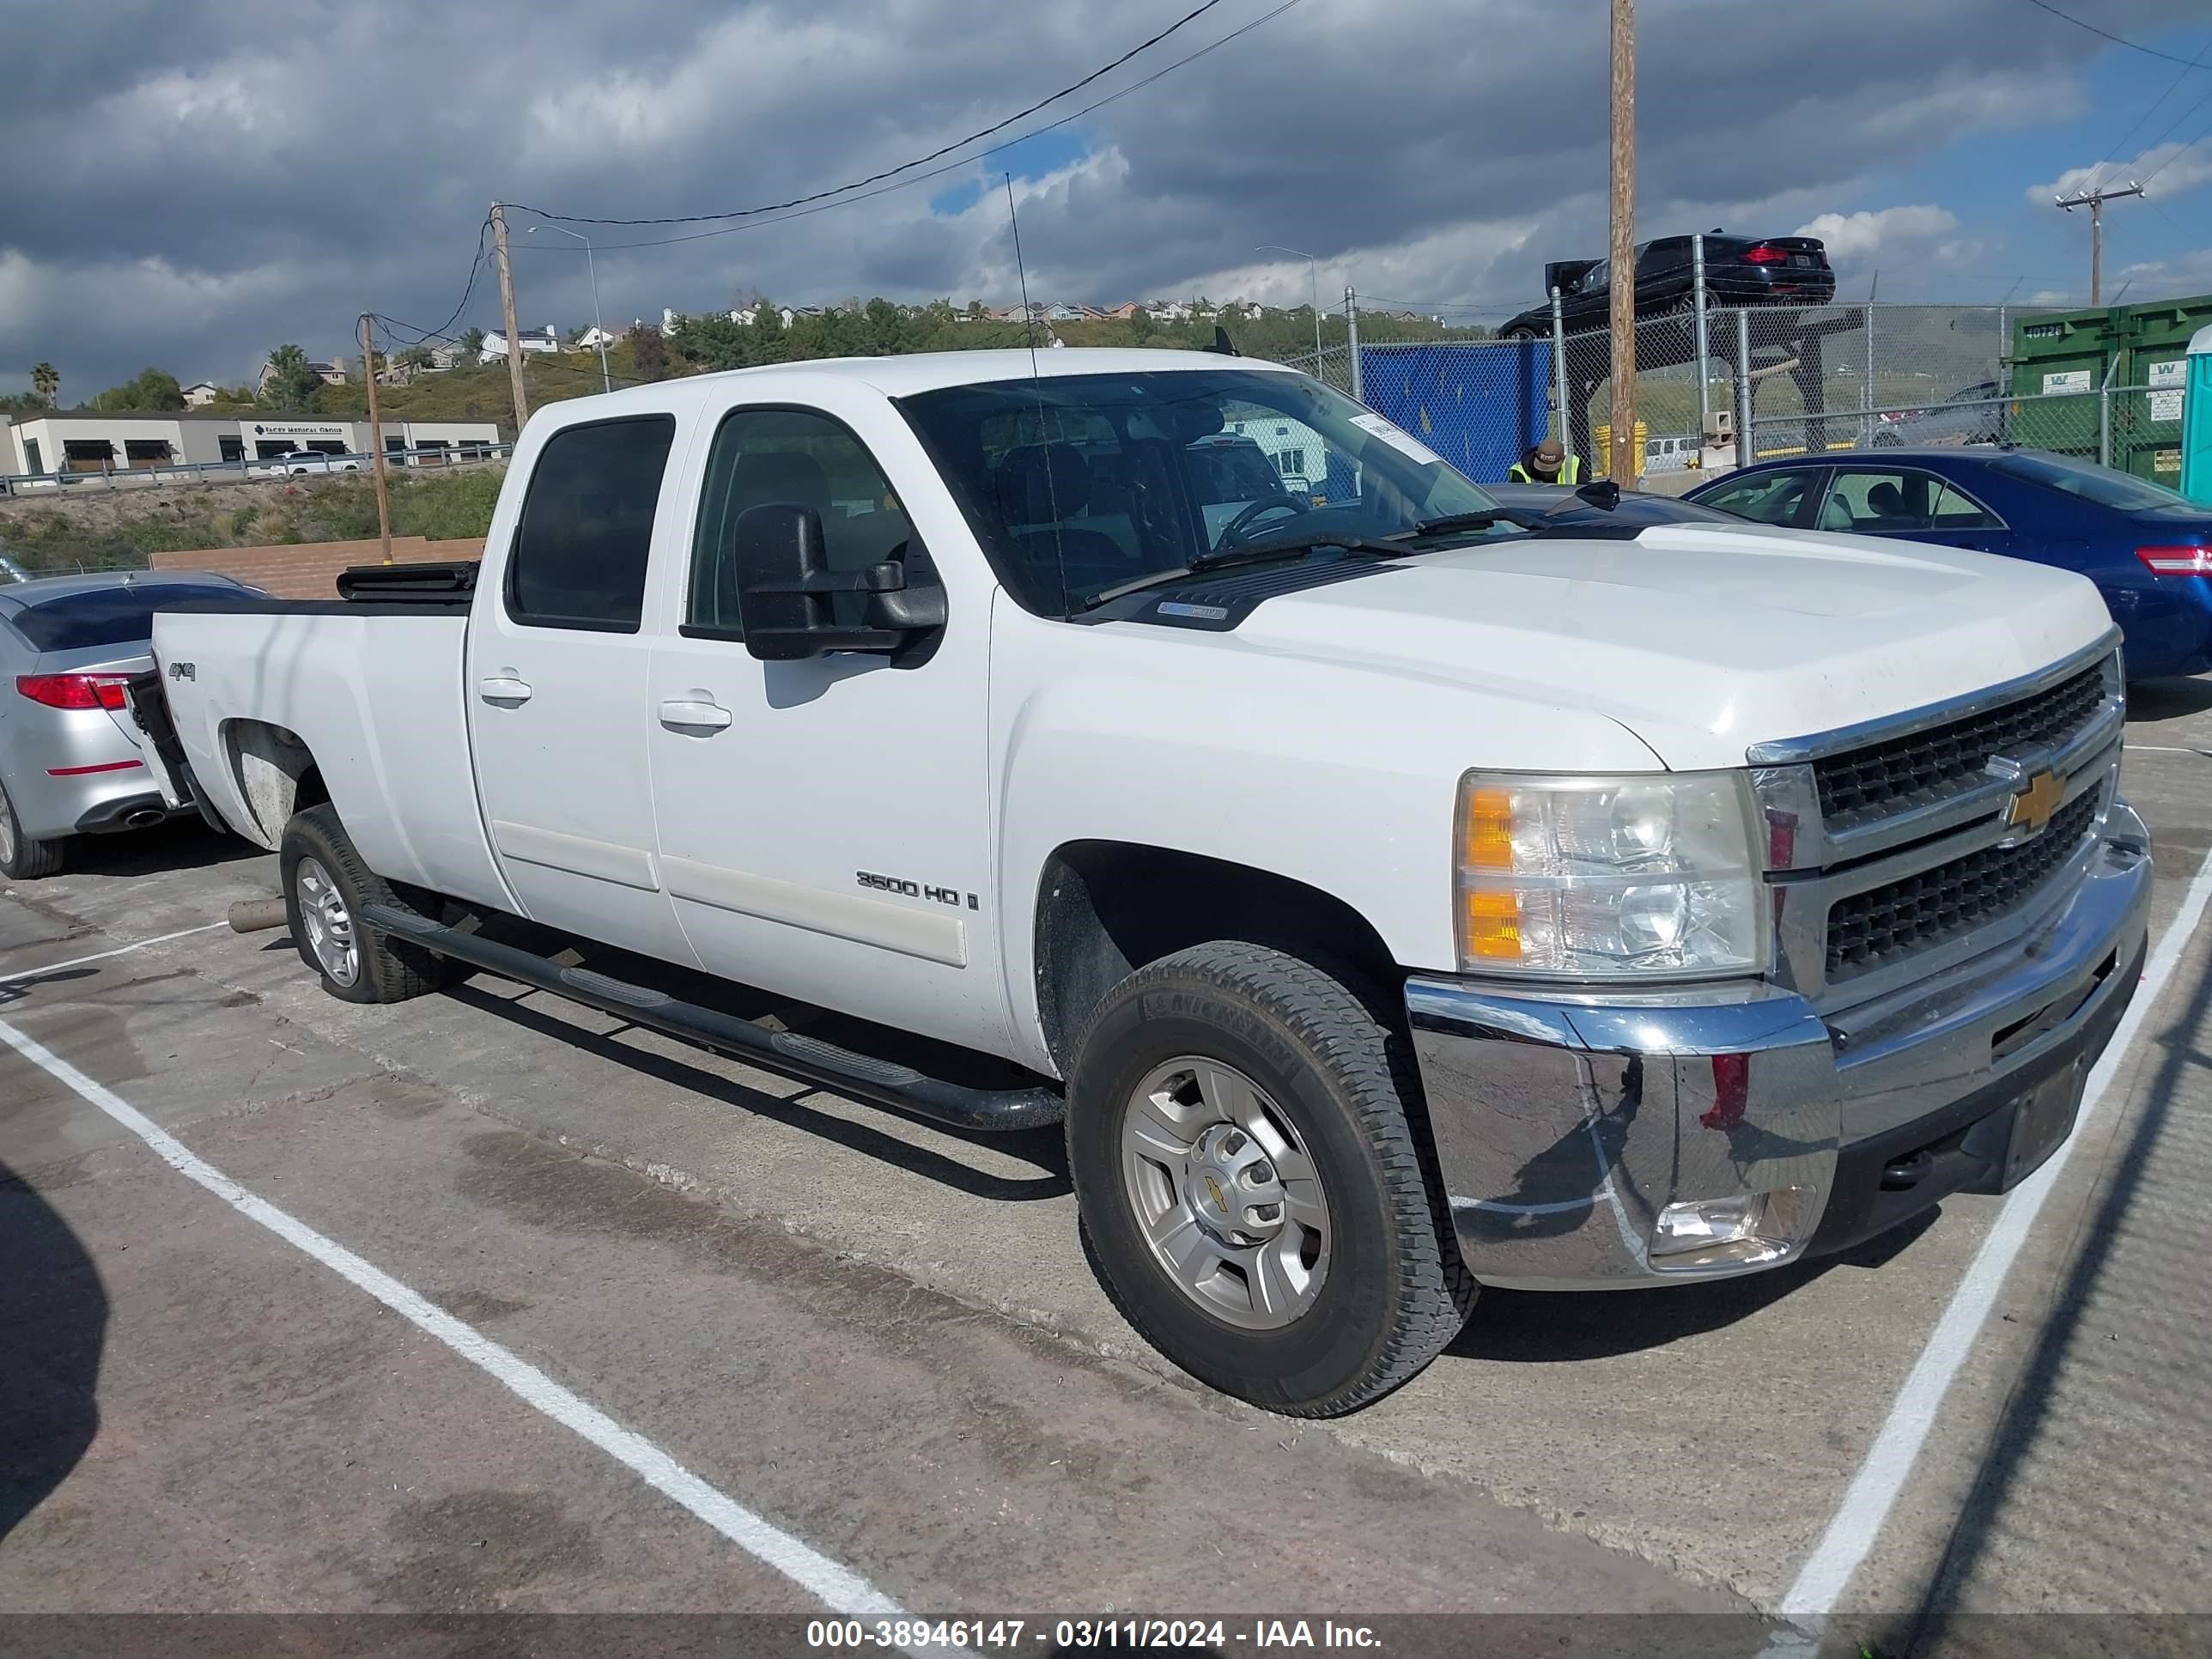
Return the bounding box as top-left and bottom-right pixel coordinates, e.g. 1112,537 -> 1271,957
0,441 -> 512,496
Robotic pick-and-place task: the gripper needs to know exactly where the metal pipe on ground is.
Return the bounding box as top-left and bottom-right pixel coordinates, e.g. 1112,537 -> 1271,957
228,898 -> 289,934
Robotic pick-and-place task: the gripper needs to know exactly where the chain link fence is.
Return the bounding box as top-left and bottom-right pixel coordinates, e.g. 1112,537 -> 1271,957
1255,276 -> 2179,488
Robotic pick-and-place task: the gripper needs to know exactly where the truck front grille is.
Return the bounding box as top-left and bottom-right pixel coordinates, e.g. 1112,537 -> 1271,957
1813,665 -> 2106,833
1826,788 -> 2100,981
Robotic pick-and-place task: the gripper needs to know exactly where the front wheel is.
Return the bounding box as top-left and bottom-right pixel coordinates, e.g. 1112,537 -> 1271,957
1066,942 -> 1474,1417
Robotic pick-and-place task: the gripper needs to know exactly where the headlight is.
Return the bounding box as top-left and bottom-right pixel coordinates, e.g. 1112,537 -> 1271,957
1454,770 -> 1766,979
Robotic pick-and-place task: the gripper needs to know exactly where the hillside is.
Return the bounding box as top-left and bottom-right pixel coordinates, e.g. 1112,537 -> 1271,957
0,465 -> 504,574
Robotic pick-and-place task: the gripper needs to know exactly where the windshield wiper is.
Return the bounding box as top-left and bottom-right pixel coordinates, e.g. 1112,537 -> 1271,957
1410,512 -> 1504,537
1081,530 -> 1413,609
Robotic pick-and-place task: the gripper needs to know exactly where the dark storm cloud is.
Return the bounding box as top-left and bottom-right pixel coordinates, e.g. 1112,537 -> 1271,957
3,0 -> 2201,392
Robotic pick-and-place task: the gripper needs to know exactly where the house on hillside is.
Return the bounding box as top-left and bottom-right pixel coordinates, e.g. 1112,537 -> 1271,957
1146,301 -> 1193,323
1103,302 -> 1140,321
181,381 -> 222,407
574,325 -> 620,350
308,362 -> 345,386
479,327 -> 560,364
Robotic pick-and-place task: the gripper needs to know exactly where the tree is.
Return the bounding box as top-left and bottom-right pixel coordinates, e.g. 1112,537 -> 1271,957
459,326 -> 486,359
263,343 -> 324,410
30,362 -> 58,406
91,368 -> 186,411
395,344 -> 434,372
626,324 -> 668,382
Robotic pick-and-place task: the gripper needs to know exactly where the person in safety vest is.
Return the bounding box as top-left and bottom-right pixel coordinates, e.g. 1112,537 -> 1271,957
1509,438 -> 1581,484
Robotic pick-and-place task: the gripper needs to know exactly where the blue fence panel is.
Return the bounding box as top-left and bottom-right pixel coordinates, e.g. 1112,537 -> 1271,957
1355,341 -> 1551,485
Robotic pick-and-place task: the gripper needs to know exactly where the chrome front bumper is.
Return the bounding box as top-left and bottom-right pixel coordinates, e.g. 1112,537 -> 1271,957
1406,801 -> 2152,1291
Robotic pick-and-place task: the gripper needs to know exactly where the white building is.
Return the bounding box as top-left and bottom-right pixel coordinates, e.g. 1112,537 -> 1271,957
4,410 -> 503,477
574,325 -> 620,350
181,381 -> 222,407
478,327 -> 560,363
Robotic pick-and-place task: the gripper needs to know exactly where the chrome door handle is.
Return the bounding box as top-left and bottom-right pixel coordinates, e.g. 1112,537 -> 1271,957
658,698 -> 732,730
478,676 -> 532,703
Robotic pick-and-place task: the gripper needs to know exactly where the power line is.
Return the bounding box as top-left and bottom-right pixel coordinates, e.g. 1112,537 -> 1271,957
526,0 -> 1304,254
2081,29 -> 2211,188
507,0 -> 1231,229
2019,0 -> 2212,70
2134,86 -> 2212,187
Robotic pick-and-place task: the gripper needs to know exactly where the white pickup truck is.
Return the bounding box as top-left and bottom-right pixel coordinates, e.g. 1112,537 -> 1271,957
143,349 -> 2151,1417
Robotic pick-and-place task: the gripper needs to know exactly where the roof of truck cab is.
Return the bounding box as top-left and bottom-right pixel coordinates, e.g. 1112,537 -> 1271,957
673,348 -> 1302,399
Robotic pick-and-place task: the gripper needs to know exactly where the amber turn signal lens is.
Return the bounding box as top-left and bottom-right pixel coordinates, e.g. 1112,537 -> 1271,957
1461,889 -> 1522,960
1462,786 -> 1515,870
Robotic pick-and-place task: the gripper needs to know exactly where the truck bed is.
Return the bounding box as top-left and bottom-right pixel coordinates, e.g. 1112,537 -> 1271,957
151,595 -> 511,911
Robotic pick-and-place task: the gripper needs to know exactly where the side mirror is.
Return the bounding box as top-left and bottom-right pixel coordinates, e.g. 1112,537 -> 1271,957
732,503 -> 945,662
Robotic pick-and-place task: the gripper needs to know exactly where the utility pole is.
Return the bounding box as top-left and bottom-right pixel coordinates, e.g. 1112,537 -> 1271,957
1607,0 -> 1636,483
2055,181 -> 2142,305
358,313 -> 394,566
490,202 -> 530,431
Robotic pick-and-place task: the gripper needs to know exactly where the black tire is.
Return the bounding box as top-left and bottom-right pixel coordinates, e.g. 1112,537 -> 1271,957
1066,942 -> 1475,1417
1500,325 -> 1541,343
0,778 -> 65,880
279,802 -> 452,1004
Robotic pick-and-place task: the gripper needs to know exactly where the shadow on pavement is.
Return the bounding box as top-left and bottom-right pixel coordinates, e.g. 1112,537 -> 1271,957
436,975 -> 1071,1205
1901,944 -> 2212,1650
2125,677 -> 2212,724
57,819 -> 260,880
0,1157 -> 107,1542
1449,1208 -> 1939,1363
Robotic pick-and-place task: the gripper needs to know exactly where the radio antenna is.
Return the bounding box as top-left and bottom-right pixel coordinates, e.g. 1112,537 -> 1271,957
1006,173 -> 1041,366
1005,173 -> 1068,611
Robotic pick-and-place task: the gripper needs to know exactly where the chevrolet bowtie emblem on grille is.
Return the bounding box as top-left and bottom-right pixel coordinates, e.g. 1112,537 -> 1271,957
2005,768 -> 2063,836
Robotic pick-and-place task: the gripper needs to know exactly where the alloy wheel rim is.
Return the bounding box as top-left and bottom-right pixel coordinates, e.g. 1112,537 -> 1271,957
295,857 -> 358,987
1120,1055 -> 1332,1330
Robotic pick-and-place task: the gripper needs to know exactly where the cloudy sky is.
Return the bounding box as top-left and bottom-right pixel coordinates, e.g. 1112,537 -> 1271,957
6,0 -> 2210,396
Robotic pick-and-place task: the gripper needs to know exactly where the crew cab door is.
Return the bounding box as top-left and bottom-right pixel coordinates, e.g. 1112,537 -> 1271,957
465,411 -> 698,964
645,389 -> 1006,1058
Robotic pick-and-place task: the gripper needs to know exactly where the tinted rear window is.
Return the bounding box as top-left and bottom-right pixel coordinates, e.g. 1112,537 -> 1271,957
1995,453 -> 2190,513
507,416 -> 677,631
8,584 -> 243,653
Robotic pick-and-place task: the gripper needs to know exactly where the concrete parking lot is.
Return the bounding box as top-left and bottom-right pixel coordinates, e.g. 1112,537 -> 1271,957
5,681 -> 2212,1653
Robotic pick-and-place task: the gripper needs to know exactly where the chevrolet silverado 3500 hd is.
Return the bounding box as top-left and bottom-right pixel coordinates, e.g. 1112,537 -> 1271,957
142,349 -> 2150,1416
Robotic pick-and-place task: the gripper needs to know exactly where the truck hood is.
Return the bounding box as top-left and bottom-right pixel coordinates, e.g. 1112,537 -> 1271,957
1224,522 -> 2115,770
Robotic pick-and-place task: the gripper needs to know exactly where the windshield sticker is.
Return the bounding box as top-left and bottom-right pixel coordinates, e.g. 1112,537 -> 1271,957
1349,411 -> 1443,468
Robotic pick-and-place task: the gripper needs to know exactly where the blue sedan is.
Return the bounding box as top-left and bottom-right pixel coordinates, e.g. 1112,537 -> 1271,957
1686,448 -> 2212,681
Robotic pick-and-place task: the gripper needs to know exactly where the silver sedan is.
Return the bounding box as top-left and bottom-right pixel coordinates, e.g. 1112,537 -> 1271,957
0,570 -> 258,879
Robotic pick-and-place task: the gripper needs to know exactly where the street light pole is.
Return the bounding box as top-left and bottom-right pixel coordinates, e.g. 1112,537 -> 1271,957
1257,246 -> 1322,365
531,222 -> 612,393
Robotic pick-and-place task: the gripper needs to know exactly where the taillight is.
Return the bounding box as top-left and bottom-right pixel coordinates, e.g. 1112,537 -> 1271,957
1742,245 -> 1788,264
15,672 -> 131,710
2136,546 -> 2212,577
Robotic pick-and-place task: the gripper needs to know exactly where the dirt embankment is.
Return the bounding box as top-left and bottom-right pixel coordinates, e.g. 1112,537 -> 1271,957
0,464 -> 503,574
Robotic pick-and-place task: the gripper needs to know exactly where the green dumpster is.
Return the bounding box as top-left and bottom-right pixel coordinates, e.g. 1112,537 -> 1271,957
2008,291 -> 2212,482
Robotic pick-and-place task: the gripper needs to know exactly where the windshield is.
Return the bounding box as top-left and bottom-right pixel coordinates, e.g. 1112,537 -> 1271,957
1996,452 -> 2192,513
897,368 -> 1504,616
9,583 -> 241,653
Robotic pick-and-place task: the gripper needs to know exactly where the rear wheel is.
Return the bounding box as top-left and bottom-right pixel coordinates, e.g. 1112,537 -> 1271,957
1066,942 -> 1475,1417
0,779 -> 65,880
280,802 -> 453,1003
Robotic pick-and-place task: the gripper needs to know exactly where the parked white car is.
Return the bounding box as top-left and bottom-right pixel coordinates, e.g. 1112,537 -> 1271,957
251,450 -> 361,477
143,349 -> 2148,1416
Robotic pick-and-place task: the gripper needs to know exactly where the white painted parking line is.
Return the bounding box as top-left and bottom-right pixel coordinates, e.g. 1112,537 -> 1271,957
2124,744 -> 2212,757
0,921 -> 228,984
1775,841 -> 2212,1629
0,1012 -> 953,1649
